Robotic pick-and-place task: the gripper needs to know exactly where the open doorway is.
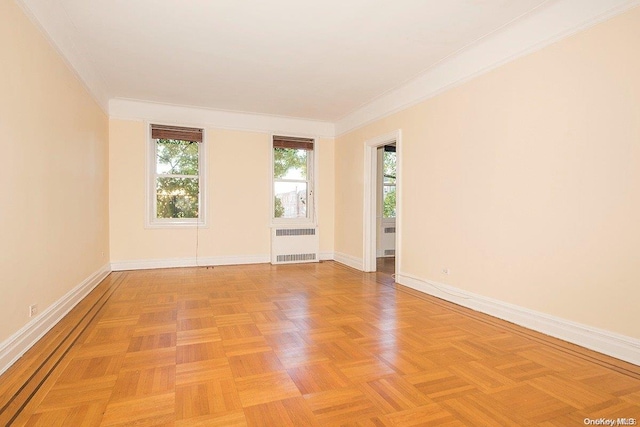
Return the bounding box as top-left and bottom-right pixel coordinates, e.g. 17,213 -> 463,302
363,130 -> 401,274
376,144 -> 396,274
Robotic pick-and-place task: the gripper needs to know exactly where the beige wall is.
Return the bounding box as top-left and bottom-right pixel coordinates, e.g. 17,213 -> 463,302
335,7 -> 640,338
109,120 -> 335,263
3,0 -> 636,351
0,0 -> 109,341
317,137 -> 335,255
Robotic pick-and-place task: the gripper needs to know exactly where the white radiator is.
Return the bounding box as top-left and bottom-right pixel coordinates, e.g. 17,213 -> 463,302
380,221 -> 396,257
271,227 -> 319,264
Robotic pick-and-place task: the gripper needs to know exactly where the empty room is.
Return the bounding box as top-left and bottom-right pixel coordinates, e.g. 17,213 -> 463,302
1,0 -> 639,425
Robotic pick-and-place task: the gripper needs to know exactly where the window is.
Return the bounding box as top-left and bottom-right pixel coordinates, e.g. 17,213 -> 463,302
382,145 -> 396,218
272,135 -> 314,222
148,124 -> 206,226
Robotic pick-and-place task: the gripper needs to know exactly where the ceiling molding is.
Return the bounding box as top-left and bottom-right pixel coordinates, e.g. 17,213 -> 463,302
109,99 -> 335,138
15,0 -> 110,112
16,0 -> 639,135
335,0 -> 640,137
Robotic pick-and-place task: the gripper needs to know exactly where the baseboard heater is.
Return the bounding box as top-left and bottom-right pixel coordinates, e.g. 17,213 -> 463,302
271,227 -> 319,264
381,223 -> 396,257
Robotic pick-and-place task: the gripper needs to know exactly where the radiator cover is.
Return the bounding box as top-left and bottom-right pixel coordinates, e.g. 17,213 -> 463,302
271,227 -> 319,265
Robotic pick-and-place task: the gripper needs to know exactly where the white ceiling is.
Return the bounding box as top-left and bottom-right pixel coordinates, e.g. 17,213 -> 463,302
21,0 -> 548,121
16,0 -> 639,129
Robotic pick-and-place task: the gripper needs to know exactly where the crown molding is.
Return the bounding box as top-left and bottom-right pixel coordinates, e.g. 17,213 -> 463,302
17,0 -> 639,135
335,0 -> 640,136
109,99 -> 335,138
16,0 -> 110,112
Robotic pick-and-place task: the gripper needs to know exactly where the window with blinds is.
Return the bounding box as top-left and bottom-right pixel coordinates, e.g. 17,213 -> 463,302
272,135 -> 314,221
148,124 -> 206,226
382,144 -> 396,219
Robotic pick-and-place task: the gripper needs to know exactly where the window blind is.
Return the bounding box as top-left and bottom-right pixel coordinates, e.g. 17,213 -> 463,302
273,135 -> 314,150
151,124 -> 203,143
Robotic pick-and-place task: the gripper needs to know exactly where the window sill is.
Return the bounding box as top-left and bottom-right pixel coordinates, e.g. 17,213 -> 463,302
270,219 -> 317,228
145,220 -> 208,229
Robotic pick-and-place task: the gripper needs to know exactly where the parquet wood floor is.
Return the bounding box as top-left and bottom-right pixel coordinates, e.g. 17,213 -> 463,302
1,261 -> 638,426
376,257 -> 395,275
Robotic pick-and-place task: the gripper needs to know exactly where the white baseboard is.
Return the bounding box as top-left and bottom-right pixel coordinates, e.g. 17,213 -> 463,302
396,272 -> 640,366
110,255 -> 270,271
333,252 -> 364,271
0,263 -> 111,376
376,251 -> 395,258
319,252 -> 334,261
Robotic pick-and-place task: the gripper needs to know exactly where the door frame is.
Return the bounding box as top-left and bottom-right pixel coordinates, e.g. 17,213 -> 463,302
363,129 -> 402,273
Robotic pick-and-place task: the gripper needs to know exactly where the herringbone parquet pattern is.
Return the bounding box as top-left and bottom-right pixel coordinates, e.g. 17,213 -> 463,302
1,261 -> 638,426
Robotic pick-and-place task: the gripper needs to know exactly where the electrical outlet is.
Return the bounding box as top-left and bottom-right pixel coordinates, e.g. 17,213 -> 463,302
441,268 -> 450,275
29,304 -> 38,318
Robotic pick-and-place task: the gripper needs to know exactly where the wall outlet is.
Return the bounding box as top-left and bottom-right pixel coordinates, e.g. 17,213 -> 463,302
29,304 -> 38,318
441,268 -> 450,275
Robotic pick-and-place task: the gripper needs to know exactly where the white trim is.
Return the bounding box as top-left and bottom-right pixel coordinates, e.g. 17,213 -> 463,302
110,255 -> 271,271
333,252 -> 364,271
270,134 -> 318,227
319,252 -> 334,261
110,99 -> 335,138
0,263 -> 111,376
377,250 -> 396,258
145,123 -> 208,228
18,0 -> 639,132
363,130 -> 401,273
335,0 -> 640,136
396,272 -> 640,366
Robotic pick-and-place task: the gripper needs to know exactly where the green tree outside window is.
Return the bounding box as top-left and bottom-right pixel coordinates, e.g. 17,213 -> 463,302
383,150 -> 396,218
273,147 -> 309,219
155,139 -> 200,219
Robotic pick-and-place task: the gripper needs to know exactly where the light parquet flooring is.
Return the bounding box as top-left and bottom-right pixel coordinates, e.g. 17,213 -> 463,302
1,261 -> 639,426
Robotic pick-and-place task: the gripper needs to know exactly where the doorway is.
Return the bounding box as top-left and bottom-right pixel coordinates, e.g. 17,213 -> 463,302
363,130 -> 401,274
376,143 -> 396,274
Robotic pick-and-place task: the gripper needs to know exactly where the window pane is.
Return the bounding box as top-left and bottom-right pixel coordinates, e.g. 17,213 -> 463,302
274,181 -> 307,218
156,177 -> 199,218
156,139 -> 199,175
383,185 -> 396,218
274,148 -> 307,180
383,151 -> 396,185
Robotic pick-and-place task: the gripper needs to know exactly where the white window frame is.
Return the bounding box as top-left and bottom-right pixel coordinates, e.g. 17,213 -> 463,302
146,123 -> 207,228
382,149 -> 396,219
271,136 -> 316,226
